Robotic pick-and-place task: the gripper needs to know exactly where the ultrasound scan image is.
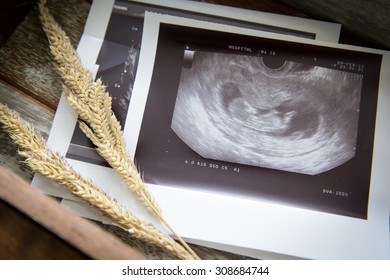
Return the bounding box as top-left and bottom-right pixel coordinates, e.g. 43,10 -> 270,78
171,51 -> 363,175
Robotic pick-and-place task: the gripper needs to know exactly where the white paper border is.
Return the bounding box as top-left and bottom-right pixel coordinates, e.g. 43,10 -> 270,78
122,12 -> 390,259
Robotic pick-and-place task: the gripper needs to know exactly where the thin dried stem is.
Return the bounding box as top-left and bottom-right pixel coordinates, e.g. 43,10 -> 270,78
0,103 -> 194,260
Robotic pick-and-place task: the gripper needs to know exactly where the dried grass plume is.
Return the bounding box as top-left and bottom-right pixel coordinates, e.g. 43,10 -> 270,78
37,0 -> 199,259
0,103 -> 195,260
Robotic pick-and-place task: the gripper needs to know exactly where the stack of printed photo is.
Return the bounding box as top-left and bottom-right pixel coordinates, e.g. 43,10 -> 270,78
33,0 -> 390,259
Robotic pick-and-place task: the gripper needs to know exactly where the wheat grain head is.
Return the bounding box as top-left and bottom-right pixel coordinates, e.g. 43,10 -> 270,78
38,0 -> 200,260
0,103 -> 194,260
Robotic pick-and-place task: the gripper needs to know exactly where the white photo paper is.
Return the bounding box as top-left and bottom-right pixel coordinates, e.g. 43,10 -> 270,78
32,0 -> 390,259
33,0 -> 341,200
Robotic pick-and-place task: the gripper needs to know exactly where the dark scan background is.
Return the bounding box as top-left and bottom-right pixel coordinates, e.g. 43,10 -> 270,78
135,23 -> 382,219
172,51 -> 362,176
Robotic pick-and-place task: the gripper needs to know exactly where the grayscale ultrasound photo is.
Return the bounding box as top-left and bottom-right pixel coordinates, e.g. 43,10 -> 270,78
66,0 -> 315,166
172,51 -> 362,175
134,23 -> 382,218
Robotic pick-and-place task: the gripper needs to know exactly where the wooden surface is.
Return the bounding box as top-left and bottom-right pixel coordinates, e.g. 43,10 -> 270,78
0,0 -> 387,260
0,166 -> 145,260
280,0 -> 390,50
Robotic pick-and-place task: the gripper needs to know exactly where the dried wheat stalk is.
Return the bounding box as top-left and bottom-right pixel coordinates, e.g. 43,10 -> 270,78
0,103 -> 194,260
38,0 -> 199,259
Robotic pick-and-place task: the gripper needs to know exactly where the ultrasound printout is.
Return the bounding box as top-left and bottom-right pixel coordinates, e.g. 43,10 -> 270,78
65,0 -> 317,166
135,24 -> 382,219
172,52 -> 362,175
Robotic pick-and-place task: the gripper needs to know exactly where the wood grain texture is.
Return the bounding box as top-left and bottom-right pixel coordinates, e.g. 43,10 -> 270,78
0,200 -> 88,260
0,0 -> 91,111
0,82 -> 53,136
0,81 -> 54,182
280,0 -> 390,50
0,166 -> 145,260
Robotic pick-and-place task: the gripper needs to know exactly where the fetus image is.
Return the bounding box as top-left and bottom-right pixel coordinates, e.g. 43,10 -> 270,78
171,51 -> 363,175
